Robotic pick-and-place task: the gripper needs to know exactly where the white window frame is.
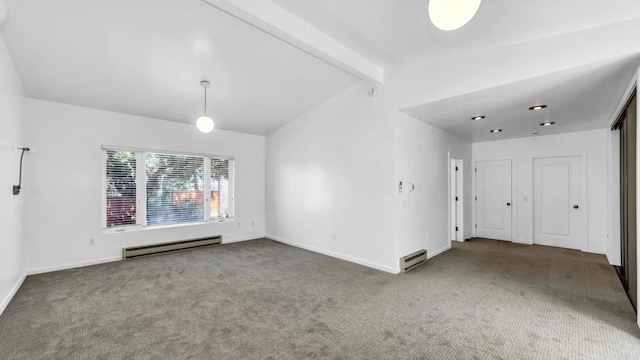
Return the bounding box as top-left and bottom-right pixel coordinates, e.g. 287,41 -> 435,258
102,146 -> 235,233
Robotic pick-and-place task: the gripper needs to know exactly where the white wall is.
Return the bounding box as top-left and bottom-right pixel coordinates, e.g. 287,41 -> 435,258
396,113 -> 472,259
22,98 -> 265,273
265,78 -> 475,273
0,33 -> 26,314
264,17 -> 640,275
473,129 -> 610,253
266,82 -> 400,273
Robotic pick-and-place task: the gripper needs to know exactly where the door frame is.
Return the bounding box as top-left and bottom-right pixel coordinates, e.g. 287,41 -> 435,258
449,158 -> 464,242
473,158 -> 516,241
531,154 -> 589,251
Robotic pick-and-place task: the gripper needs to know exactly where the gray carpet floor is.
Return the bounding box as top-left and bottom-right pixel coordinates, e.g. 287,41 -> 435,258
1,238 -> 639,359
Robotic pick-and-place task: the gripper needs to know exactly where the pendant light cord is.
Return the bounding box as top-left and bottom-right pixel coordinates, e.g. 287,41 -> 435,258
204,86 -> 207,116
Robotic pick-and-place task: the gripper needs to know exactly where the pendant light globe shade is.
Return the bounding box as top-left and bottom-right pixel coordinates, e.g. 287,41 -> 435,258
196,115 -> 214,133
429,0 -> 481,31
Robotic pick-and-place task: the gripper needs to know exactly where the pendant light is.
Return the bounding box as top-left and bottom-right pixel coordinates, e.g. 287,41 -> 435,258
196,80 -> 215,133
429,0 -> 482,31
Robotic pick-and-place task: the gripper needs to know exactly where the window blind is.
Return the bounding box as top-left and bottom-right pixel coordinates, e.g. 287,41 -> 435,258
210,159 -> 231,219
103,147 -> 233,229
105,150 -> 137,228
146,153 -> 204,225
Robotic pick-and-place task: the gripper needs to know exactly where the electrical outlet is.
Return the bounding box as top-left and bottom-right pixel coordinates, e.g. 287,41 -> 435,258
251,221 -> 255,227
89,238 -> 95,246
331,233 -> 336,240
237,222 -> 241,228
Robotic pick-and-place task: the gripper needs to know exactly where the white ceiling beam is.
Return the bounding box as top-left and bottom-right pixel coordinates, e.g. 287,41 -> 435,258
202,0 -> 384,85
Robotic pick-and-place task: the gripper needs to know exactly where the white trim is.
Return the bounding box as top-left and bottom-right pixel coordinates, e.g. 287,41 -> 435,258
608,74 -> 637,128
102,217 -> 236,234
25,237 -> 263,276
222,234 -> 265,244
201,0 -> 384,85
428,244 -> 452,259
27,256 -> 122,276
266,234 -> 400,274
582,249 -> 607,255
608,128 -> 622,265
513,239 -> 533,245
0,273 -> 27,316
101,145 -> 234,160
203,157 -> 212,220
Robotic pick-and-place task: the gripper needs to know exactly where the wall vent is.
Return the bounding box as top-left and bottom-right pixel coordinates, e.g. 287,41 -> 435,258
123,236 -> 222,260
400,249 -> 427,273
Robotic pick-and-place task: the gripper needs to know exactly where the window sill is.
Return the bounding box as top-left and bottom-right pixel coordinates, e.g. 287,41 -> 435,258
102,218 -> 235,234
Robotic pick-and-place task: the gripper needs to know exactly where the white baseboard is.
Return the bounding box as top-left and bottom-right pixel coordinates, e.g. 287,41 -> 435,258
583,248 -> 607,255
0,272 -> 27,316
222,234 -> 265,244
26,236 -> 265,276
27,256 -> 122,276
266,234 -> 400,274
513,239 -> 533,245
428,244 -> 451,259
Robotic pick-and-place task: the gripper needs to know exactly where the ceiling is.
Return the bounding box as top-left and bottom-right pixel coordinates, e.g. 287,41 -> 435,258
2,0 -> 640,138
1,0 -> 357,135
402,55 -> 640,143
274,0 -> 640,68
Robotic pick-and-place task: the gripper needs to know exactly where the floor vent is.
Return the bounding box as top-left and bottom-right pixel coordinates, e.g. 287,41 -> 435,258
400,249 -> 427,273
122,236 -> 222,260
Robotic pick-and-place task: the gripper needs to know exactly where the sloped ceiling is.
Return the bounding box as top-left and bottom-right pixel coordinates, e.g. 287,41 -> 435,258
2,0 -> 358,135
3,0 -> 640,137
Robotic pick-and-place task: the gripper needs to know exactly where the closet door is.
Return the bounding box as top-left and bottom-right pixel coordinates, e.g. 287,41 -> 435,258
620,94 -> 637,310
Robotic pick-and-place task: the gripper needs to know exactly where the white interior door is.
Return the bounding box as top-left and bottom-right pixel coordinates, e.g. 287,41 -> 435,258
476,160 -> 512,241
533,156 -> 586,250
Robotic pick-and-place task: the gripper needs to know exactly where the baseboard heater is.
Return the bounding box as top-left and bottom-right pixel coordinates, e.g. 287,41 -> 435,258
122,235 -> 222,260
400,249 -> 427,273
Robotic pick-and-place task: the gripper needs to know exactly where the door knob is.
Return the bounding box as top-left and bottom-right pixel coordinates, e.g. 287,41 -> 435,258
506,202 -> 511,206
573,205 -> 579,209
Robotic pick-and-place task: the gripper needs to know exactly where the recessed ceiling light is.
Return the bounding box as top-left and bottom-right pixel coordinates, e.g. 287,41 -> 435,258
490,129 -> 502,133
540,121 -> 555,126
532,130 -> 539,135
529,105 -> 547,111
428,0 -> 482,31
471,115 -> 485,121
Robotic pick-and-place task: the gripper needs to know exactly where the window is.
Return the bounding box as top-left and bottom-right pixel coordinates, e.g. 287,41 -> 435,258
105,150 -> 137,228
103,148 -> 233,230
211,158 -> 231,219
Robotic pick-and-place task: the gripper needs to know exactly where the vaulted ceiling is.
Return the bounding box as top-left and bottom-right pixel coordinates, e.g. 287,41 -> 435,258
3,0 -> 640,137
2,0 -> 358,135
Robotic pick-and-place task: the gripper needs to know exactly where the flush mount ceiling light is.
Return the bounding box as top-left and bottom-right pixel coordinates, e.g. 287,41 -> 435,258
490,129 -> 502,133
428,0 -> 482,31
196,80 -> 215,133
540,121 -> 555,126
529,104 -> 548,111
471,115 -> 485,121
